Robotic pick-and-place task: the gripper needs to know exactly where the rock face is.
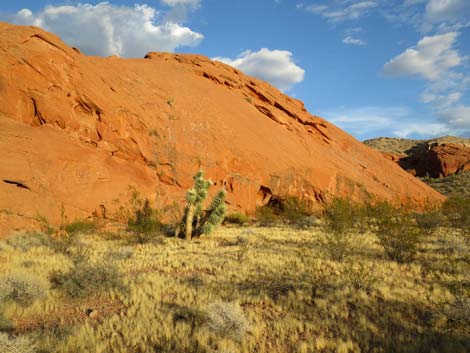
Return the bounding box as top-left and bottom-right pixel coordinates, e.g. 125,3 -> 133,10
0,23 -> 444,236
364,137 -> 470,178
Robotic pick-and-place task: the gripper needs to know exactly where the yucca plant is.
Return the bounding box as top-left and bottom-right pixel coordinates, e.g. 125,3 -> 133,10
177,170 -> 226,240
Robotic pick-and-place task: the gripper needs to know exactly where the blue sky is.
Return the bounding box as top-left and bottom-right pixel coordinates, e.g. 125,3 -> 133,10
1,0 -> 470,140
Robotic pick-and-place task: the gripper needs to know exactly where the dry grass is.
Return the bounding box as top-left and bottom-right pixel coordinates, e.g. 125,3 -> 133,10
0,226 -> 469,353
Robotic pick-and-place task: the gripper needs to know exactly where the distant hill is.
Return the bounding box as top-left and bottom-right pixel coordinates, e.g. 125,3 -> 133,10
364,136 -> 470,197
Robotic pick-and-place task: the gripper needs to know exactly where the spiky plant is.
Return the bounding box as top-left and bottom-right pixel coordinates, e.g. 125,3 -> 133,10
180,170 -> 226,240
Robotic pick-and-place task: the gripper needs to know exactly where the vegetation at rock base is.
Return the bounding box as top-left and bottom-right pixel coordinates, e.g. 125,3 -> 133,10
0,197 -> 469,353
175,170 -> 227,240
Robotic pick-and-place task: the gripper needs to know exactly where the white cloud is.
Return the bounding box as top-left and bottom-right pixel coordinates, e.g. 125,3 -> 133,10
382,32 -> 461,80
439,105 -> 470,130
213,48 -> 305,91
12,2 -> 203,58
425,0 -> 470,24
342,36 -> 367,46
393,123 -> 451,138
161,0 -> 200,7
300,1 -> 378,22
322,106 -> 410,138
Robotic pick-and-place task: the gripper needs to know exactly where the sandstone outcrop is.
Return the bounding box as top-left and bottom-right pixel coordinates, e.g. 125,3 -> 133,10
0,23 -> 444,236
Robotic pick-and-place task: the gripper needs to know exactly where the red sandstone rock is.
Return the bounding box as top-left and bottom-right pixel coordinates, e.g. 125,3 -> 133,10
0,23 -> 444,236
398,143 -> 470,178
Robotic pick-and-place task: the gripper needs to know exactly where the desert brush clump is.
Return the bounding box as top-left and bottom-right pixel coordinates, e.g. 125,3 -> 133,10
207,301 -> 250,342
322,198 -> 356,261
376,211 -> 423,263
176,170 -> 226,240
0,333 -> 36,353
127,199 -> 163,243
49,260 -> 124,298
0,272 -> 47,306
442,196 -> 470,236
255,197 -> 316,228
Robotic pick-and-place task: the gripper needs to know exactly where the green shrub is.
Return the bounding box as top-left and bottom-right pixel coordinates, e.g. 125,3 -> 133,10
322,198 -> 356,261
442,197 -> 470,236
413,210 -> 444,235
0,272 -> 47,306
64,220 -> 96,235
376,212 -> 423,263
0,333 -> 36,353
255,206 -> 278,227
49,261 -> 123,298
207,301 -> 250,341
127,199 -> 163,243
278,197 -> 311,225
224,212 -> 250,225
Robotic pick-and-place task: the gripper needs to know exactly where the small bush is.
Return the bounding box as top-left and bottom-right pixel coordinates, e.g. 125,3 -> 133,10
64,220 -> 96,235
414,210 -> 444,235
278,197 -> 311,225
127,199 -> 163,243
442,197 -> 470,236
49,261 -> 123,298
207,301 -> 249,342
107,247 -> 134,261
376,212 -> 423,263
0,333 -> 36,353
0,314 -> 14,332
255,206 -> 278,227
5,232 -> 47,252
342,262 -> 377,293
0,272 -> 47,306
322,198 -> 356,261
224,212 -> 250,225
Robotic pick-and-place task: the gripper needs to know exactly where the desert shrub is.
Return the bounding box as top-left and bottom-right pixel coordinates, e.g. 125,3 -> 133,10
442,197 -> 470,236
278,197 -> 311,225
413,210 -> 444,235
176,170 -> 226,240
0,333 -> 36,353
0,313 -> 14,332
0,272 -> 47,306
322,198 -> 356,261
207,301 -> 249,341
342,262 -> 377,293
63,220 -> 96,235
442,295 -> 470,336
255,206 -> 278,227
224,212 -> 250,225
49,260 -> 123,298
376,212 -> 423,263
5,232 -> 47,252
127,199 -> 163,243
35,214 -> 55,235
107,246 -> 134,261
44,230 -> 77,255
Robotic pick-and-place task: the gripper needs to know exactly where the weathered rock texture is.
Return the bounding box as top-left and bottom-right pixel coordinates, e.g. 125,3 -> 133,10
0,23 -> 444,235
364,137 -> 470,178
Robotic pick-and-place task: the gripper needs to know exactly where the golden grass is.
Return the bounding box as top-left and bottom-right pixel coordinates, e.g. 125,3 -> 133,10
0,226 -> 469,353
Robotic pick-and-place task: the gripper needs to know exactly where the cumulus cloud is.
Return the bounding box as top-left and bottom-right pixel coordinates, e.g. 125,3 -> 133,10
382,32 -> 461,80
213,48 -> 305,91
12,2 -> 203,58
425,0 -> 470,25
299,1 -> 378,22
383,30 -> 470,134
